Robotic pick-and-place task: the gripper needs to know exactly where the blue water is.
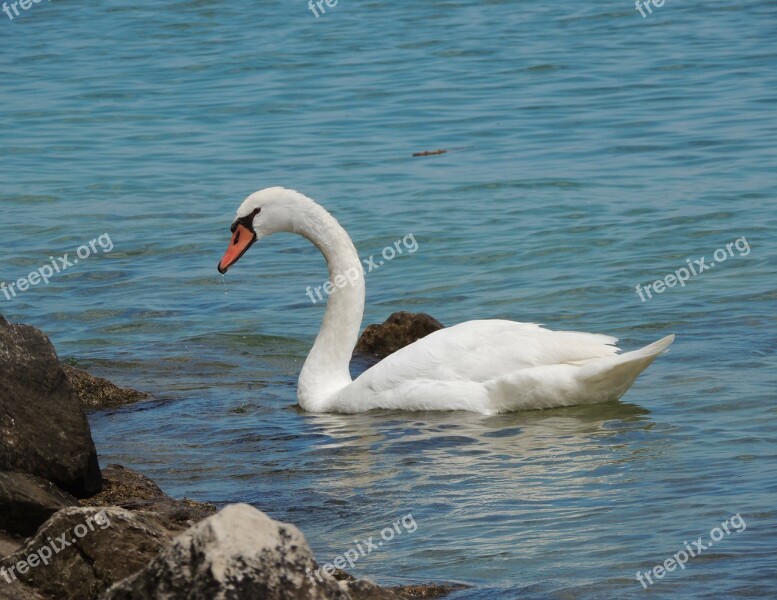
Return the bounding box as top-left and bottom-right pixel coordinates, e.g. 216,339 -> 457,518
2,1 -> 776,598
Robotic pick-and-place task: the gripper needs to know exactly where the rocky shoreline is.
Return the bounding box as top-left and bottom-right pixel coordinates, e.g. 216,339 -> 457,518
0,313 -> 461,600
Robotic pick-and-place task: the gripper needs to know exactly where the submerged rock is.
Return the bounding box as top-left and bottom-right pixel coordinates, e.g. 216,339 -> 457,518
0,472 -> 79,537
391,583 -> 468,598
329,571 -> 463,598
0,316 -> 101,498
355,312 -> 444,359
63,365 -> 149,411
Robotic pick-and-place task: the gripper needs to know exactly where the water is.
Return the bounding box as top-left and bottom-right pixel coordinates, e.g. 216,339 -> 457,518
2,1 -> 776,598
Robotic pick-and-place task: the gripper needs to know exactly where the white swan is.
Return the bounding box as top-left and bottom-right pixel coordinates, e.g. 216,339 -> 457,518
218,187 -> 674,414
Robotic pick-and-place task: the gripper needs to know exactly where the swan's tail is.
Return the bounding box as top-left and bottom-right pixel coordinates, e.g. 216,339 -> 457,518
484,334 -> 675,412
577,334 -> 675,401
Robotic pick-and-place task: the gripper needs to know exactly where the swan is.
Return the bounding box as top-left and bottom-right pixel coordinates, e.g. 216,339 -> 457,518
218,187 -> 674,414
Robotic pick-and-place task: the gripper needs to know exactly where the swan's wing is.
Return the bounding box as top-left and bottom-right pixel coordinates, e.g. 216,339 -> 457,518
351,320 -> 619,391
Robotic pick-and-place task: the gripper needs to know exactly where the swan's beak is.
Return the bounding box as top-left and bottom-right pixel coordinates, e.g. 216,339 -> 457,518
218,223 -> 257,274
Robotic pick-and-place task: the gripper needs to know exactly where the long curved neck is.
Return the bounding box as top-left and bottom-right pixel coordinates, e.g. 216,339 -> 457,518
296,201 -> 365,411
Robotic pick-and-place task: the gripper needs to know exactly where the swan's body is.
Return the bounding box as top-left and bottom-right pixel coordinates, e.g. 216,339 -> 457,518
218,187 -> 673,415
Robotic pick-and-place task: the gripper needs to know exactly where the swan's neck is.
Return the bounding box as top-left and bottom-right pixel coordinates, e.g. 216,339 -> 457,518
296,202 -> 364,411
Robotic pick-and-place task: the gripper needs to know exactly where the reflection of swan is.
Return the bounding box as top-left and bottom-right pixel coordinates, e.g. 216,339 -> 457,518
218,188 -> 673,414
298,401 -> 654,499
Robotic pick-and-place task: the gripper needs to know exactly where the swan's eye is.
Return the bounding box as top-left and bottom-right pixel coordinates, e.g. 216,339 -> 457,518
230,208 -> 261,233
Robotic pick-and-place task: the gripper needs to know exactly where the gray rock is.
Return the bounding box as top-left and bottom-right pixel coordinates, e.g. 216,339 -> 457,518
0,507 -> 173,600
355,312 -> 444,359
101,503 -> 351,600
0,316 -> 101,497
63,365 -> 149,411
0,471 -> 79,537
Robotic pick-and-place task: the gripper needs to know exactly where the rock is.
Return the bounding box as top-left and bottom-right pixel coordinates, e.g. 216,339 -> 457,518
80,464 -> 217,532
0,316 -> 101,497
0,531 -> 22,560
330,571 -> 462,599
101,503 -> 350,600
1,487 -> 459,600
345,580 -> 408,600
0,580 -> 46,600
355,312 -> 444,359
0,472 -> 79,537
101,504 -> 460,600
0,507 -> 173,600
390,583 -> 468,598
80,464 -> 164,505
63,365 -> 149,411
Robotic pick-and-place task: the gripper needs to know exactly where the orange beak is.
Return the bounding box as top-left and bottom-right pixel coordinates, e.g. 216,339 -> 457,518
218,223 -> 257,274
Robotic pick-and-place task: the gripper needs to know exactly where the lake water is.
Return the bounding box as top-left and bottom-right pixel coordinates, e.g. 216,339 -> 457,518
1,1 -> 776,598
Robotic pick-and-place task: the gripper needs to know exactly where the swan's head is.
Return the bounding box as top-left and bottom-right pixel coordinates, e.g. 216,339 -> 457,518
218,187 -> 311,274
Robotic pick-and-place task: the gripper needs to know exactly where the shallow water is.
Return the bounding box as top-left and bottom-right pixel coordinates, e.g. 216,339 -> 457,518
1,1 -> 776,598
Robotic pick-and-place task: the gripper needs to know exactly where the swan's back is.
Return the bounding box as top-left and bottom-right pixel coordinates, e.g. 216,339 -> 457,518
357,320 -> 619,383
328,320 -> 673,414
